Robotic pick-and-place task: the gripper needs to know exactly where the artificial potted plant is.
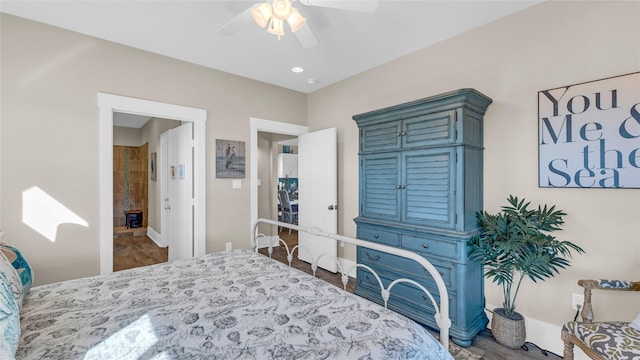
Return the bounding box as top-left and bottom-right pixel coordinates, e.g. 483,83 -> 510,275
468,195 -> 584,349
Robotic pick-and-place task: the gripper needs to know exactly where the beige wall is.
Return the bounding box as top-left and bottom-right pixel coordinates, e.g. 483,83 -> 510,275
113,126 -> 142,146
307,0 -> 640,334
0,13 -> 306,285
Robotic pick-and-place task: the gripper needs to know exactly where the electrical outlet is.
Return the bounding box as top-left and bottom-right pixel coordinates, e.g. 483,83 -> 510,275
572,293 -> 584,310
225,242 -> 232,251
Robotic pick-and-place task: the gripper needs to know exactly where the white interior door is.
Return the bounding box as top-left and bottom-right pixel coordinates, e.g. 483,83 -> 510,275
165,123 -> 194,262
160,131 -> 169,248
298,127 -> 338,272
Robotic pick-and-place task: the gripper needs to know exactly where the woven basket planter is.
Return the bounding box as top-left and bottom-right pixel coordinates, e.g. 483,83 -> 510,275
491,308 -> 526,349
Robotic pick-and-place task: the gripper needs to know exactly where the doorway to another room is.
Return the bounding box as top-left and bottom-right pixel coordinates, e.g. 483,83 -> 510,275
112,113 -> 181,271
251,118 -> 338,273
99,93 -> 207,275
276,138 -> 299,250
256,132 -> 299,246
256,133 -> 299,261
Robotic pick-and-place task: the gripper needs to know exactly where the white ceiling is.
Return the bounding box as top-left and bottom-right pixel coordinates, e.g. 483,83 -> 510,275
0,1 -> 542,94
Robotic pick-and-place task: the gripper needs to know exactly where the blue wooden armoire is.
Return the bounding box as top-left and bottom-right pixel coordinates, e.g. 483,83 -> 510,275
353,88 -> 492,347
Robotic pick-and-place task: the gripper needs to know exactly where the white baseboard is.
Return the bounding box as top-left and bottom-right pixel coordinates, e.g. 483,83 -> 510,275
146,227 -> 166,248
338,257 -> 357,278
255,236 -> 281,249
485,304 -> 589,360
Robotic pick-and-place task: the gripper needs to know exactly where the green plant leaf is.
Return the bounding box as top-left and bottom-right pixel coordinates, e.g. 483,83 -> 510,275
468,196 -> 584,315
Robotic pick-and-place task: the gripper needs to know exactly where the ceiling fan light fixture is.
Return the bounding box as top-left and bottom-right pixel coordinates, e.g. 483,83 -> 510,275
251,2 -> 272,28
271,0 -> 293,20
286,7 -> 306,33
267,17 -> 285,36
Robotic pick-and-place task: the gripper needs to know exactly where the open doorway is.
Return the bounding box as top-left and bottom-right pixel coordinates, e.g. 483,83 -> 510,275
275,137 -> 299,251
98,93 -> 207,275
111,113 -> 180,271
250,117 -> 308,250
257,131 -> 299,252
251,118 -> 338,273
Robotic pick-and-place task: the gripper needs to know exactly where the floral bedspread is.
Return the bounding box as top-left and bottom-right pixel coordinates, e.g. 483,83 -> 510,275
18,250 -> 452,359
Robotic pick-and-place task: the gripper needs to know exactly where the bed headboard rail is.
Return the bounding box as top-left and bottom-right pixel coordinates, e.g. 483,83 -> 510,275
252,218 -> 451,349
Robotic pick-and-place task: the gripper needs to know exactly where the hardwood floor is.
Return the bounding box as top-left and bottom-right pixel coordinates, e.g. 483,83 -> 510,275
259,230 -> 356,293
259,230 -> 562,360
113,229 -> 168,271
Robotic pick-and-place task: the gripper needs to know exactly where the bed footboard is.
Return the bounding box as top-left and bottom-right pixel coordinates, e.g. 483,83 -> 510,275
252,218 -> 451,350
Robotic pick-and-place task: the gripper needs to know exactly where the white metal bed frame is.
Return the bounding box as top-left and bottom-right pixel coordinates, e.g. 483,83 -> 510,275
252,218 -> 452,350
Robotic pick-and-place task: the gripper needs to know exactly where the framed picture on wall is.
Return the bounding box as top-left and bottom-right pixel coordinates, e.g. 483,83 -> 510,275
538,72 -> 640,189
215,139 -> 246,178
150,152 -> 157,181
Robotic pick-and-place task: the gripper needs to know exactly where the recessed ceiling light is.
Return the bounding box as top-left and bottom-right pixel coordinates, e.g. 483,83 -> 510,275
291,66 -> 304,73
307,78 -> 317,85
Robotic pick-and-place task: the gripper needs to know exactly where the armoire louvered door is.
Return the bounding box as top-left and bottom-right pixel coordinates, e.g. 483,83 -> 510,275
360,153 -> 401,222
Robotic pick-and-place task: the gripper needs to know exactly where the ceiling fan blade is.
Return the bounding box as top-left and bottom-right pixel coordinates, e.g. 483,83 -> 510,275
294,24 -> 319,49
298,0 -> 378,12
217,4 -> 259,35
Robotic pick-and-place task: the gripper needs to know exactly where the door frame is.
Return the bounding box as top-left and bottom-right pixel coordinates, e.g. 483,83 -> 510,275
250,117 -> 308,244
98,93 -> 207,275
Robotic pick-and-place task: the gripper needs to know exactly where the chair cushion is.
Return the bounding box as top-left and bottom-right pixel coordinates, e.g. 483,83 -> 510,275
599,279 -> 634,289
563,321 -> 640,359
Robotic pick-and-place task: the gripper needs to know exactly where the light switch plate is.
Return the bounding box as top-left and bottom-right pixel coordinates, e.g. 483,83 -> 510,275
232,179 -> 242,189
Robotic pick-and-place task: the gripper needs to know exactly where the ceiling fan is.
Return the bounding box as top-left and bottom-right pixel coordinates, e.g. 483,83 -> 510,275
217,0 -> 379,49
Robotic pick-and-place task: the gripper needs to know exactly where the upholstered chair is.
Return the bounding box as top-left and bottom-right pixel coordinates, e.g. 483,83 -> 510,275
562,279 -> 640,360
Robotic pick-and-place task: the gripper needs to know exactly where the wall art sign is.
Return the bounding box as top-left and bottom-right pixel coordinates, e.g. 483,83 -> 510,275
215,139 -> 246,178
538,72 -> 640,188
